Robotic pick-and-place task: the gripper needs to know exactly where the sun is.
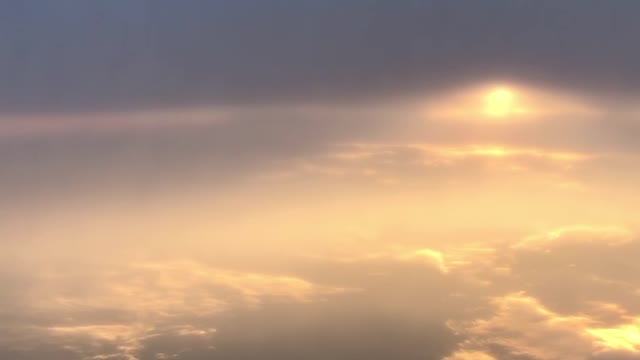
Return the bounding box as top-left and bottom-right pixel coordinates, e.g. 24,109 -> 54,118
484,88 -> 516,117
422,84 -> 537,121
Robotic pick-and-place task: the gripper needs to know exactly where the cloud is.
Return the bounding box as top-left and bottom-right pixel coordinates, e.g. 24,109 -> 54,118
441,226 -> 640,359
516,225 -> 633,250
447,292 -> 596,360
507,226 -> 640,315
0,254 -> 461,360
154,298 -> 457,360
443,350 -> 497,360
0,259 -> 349,360
2,2 -> 640,114
4,226 -> 640,360
310,247 -> 449,273
263,141 -> 594,188
447,291 -> 640,360
589,320 -> 640,354
0,107 -> 228,139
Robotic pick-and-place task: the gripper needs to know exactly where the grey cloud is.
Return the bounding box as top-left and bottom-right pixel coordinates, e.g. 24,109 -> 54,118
138,303 -> 457,360
0,106 -> 389,210
1,1 -> 640,114
0,347 -> 81,360
2,80 -> 640,217
510,234 -> 640,316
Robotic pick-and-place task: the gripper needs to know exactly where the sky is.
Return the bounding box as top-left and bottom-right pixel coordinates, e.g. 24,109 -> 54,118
2,1 -> 640,360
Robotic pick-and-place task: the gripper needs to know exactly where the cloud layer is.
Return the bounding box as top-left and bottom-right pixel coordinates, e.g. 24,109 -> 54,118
2,1 -> 640,114
2,2 -> 640,359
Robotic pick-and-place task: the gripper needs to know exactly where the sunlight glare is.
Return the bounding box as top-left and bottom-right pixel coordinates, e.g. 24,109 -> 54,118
484,88 -> 517,117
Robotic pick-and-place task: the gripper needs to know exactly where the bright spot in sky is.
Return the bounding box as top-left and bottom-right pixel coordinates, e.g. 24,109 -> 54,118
422,84 -> 530,121
422,82 -> 598,123
484,88 -> 517,117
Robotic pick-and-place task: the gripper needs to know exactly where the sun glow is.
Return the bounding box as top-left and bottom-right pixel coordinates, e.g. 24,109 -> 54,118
423,82 -> 602,122
484,88 -> 518,117
423,83 -> 542,121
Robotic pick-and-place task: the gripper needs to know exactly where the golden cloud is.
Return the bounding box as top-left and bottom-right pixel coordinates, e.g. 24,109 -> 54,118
516,225 -> 633,250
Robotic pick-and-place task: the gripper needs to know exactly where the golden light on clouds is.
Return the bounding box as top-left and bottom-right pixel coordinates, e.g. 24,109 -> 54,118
516,225 -> 633,250
589,323 -> 640,352
5,3 -> 640,360
443,350 -> 497,360
3,78 -> 640,360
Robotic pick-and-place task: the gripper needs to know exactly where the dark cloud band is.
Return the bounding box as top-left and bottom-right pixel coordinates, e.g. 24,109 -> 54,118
1,1 -> 640,114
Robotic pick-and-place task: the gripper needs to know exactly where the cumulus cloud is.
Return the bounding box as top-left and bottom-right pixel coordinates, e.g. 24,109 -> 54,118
441,226 -> 640,360
447,291 -> 640,360
447,292 -> 596,360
